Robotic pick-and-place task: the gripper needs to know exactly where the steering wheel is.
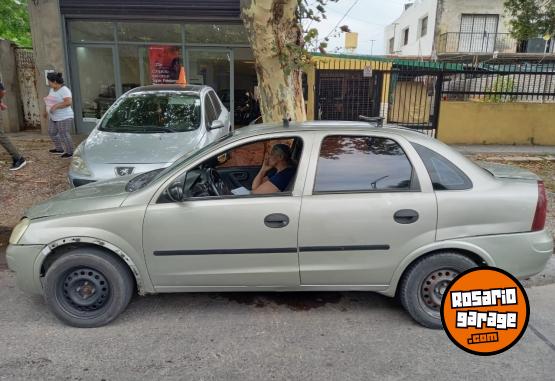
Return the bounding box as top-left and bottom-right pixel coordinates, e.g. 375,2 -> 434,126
206,168 -> 230,196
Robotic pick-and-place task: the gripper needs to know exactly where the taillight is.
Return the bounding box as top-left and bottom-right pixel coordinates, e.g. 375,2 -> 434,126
532,181 -> 547,231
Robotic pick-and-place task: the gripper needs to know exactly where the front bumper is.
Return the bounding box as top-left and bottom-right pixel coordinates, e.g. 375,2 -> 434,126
68,162 -> 170,188
6,244 -> 46,295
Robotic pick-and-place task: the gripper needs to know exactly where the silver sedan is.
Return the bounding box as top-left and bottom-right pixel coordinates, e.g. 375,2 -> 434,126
68,85 -> 230,187
7,122 -> 552,328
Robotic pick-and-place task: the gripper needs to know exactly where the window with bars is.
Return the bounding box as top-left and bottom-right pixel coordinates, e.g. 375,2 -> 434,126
458,14 -> 499,52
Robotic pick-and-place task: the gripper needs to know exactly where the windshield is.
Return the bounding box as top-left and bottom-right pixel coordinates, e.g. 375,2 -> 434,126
99,92 -> 201,133
151,133 -> 233,182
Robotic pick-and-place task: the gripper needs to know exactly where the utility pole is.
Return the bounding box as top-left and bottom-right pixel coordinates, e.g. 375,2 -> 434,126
370,39 -> 376,55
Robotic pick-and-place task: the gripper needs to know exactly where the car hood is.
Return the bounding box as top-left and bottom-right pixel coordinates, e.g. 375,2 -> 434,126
26,177 -> 132,219
84,129 -> 204,164
477,161 -> 541,181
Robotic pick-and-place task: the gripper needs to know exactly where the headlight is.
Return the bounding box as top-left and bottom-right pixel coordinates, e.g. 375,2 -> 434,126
9,218 -> 30,245
70,144 -> 92,176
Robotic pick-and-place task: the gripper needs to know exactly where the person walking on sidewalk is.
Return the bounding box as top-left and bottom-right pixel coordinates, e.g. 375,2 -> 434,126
0,81 -> 27,171
44,72 -> 74,159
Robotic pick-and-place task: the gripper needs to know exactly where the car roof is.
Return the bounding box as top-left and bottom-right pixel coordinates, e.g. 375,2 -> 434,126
231,121 -> 435,144
126,84 -> 208,94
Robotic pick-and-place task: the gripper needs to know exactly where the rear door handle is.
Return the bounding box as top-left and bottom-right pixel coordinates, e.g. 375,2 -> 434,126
394,209 -> 419,224
264,213 -> 290,228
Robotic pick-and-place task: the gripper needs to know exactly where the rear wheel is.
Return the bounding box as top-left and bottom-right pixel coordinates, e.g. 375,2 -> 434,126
398,252 -> 477,329
44,248 -> 134,328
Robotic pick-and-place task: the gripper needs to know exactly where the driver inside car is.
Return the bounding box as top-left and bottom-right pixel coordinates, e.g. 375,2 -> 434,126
251,144 -> 296,194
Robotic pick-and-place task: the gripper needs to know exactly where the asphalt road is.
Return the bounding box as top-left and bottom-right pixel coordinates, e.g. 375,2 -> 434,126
1,270 -> 554,381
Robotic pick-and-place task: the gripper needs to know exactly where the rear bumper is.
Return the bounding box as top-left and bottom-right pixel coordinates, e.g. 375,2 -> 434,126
6,244 -> 45,295
463,230 -> 553,279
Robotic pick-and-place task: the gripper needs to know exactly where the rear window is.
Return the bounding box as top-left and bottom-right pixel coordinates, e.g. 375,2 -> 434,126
412,143 -> 472,190
314,136 -> 415,193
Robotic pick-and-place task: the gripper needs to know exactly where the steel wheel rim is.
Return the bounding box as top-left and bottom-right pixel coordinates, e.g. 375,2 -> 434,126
419,268 -> 458,318
57,267 -> 111,318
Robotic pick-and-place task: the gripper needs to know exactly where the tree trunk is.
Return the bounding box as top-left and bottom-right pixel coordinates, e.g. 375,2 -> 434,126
241,0 -> 307,123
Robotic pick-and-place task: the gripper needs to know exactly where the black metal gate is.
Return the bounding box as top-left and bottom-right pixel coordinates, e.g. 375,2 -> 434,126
385,69 -> 444,136
313,58 -> 555,138
314,61 -> 443,137
315,69 -> 382,121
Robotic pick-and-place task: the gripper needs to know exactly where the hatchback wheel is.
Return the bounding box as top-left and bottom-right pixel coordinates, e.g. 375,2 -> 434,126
44,248 -> 134,328
398,252 -> 477,329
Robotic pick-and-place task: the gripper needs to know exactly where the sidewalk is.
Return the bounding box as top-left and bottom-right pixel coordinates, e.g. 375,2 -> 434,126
454,145 -> 555,156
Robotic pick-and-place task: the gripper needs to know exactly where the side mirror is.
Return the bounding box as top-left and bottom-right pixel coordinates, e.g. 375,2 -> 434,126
210,120 -> 225,130
217,152 -> 230,165
166,181 -> 184,202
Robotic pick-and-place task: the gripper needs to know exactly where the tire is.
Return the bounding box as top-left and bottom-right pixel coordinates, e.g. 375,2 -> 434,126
398,252 -> 477,329
43,248 -> 134,328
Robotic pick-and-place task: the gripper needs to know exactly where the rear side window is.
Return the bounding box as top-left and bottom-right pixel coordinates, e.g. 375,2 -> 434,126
314,136 -> 415,193
412,143 -> 472,190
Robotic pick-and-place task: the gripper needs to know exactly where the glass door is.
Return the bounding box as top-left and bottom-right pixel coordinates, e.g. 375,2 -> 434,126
71,45 -> 118,134
187,49 -> 233,124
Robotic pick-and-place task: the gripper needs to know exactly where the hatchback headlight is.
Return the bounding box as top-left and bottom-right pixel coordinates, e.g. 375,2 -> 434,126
9,218 -> 30,245
70,145 -> 92,176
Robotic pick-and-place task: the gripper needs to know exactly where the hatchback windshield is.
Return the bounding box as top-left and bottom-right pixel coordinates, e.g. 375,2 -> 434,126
99,92 -> 201,133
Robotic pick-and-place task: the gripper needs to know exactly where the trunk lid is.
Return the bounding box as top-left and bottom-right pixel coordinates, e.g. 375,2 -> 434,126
477,161 -> 541,181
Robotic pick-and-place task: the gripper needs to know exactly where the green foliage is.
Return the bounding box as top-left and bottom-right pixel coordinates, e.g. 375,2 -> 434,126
485,77 -> 516,103
504,0 -> 555,40
0,0 -> 31,47
298,0 -> 341,54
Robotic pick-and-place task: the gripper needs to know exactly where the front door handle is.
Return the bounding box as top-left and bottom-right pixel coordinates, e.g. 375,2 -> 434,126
264,213 -> 290,228
231,171 -> 248,181
394,209 -> 419,224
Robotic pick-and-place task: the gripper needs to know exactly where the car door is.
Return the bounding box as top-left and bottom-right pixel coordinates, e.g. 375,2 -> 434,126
142,134 -> 311,290
298,133 -> 437,287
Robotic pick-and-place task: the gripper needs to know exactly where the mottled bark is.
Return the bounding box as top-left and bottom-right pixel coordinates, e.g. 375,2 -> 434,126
241,0 -> 307,123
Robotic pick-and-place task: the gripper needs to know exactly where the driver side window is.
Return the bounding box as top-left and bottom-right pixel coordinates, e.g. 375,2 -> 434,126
159,137 -> 303,203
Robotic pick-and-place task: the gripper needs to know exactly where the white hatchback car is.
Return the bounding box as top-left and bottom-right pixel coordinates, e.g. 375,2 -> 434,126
69,85 -> 230,187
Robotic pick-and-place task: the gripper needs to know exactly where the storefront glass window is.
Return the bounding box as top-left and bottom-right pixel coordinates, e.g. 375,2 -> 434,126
74,46 -> 116,120
185,24 -> 249,45
233,48 -> 260,126
119,45 -> 183,87
69,21 -> 115,42
117,23 -> 182,43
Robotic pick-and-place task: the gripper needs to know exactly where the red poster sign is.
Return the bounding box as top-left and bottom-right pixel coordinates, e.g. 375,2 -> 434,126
148,46 -> 181,84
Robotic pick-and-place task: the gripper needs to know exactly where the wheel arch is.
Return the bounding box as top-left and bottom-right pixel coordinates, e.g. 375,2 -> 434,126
36,237 -> 148,295
381,241 -> 495,298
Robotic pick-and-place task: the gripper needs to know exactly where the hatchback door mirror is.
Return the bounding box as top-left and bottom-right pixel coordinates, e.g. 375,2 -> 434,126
210,120 -> 225,130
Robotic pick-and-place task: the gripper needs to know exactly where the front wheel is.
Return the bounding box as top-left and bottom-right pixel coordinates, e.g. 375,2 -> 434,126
43,248 -> 134,328
398,252 -> 477,329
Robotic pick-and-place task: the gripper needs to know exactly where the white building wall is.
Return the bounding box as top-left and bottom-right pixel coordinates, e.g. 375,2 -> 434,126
384,0 -> 438,57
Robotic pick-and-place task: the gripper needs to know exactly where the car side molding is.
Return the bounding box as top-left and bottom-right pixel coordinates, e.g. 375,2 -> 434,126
153,245 -> 391,256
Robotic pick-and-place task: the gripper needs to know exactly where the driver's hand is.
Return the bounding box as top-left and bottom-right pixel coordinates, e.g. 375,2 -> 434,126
261,157 -> 272,173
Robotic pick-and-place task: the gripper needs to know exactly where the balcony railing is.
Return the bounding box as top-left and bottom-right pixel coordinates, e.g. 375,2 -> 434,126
437,32 -> 518,54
